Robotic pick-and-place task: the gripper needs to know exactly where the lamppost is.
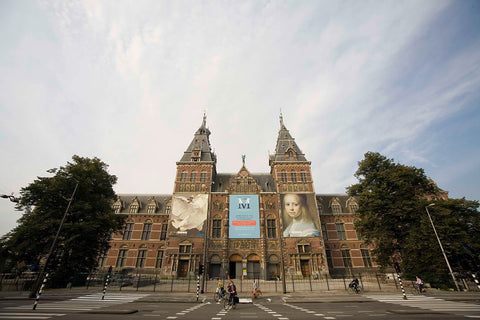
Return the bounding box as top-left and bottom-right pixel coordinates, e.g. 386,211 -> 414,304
425,203 -> 460,291
32,180 -> 79,307
1,194 -> 20,203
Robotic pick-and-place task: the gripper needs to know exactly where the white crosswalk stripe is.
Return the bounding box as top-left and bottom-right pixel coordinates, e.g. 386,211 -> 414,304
6,293 -> 149,312
365,293 -> 480,317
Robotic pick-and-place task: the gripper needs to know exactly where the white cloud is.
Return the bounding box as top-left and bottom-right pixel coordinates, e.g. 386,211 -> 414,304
1,0 -> 479,236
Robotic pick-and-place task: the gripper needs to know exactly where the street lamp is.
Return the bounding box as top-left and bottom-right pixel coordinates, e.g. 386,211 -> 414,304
425,203 -> 460,291
1,194 -> 20,203
32,180 -> 79,308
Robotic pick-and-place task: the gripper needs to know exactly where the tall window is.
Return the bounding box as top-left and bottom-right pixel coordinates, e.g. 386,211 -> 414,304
180,171 -> 187,182
200,172 -> 207,183
179,244 -> 192,253
297,244 -> 311,253
349,204 -> 358,213
317,205 -> 323,214
361,249 -> 373,267
336,223 -> 346,240
332,204 -> 341,214
116,247 -> 128,267
212,219 -> 221,238
325,248 -> 333,269
123,222 -> 134,240
190,172 -> 197,183
156,250 -> 164,268
341,248 -> 352,268
321,223 -> 328,241
281,171 -> 287,183
113,204 -> 121,214
147,204 -> 156,214
141,222 -> 152,240
129,204 -> 138,214
300,171 -> 307,183
165,205 -> 171,214
97,251 -> 107,267
160,224 -> 168,240
136,245 -> 147,268
267,219 -> 276,238
291,172 -> 297,183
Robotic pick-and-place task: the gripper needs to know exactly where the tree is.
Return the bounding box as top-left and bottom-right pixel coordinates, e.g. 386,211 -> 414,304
347,152 -> 480,287
0,156 -> 126,287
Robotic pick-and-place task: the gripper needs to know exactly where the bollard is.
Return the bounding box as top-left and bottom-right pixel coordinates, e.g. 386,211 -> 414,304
102,273 -> 111,300
196,275 -> 200,302
396,273 -> 407,300
33,273 -> 49,310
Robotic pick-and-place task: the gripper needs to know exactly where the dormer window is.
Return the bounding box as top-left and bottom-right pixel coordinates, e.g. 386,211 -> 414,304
147,204 -> 156,214
130,204 -> 138,214
332,204 -> 341,214
113,204 -> 121,214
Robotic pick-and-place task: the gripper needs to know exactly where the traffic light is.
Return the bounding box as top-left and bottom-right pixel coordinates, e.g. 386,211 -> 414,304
394,262 -> 401,273
199,264 -> 204,275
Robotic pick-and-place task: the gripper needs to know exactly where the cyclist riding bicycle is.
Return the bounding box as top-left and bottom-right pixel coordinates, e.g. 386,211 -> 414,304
216,279 -> 225,298
227,280 -> 237,306
349,278 -> 360,293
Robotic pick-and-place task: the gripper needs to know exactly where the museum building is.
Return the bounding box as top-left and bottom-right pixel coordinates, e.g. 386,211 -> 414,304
100,114 -> 377,279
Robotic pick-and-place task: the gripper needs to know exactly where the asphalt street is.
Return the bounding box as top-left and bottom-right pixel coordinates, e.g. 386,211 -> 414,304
0,290 -> 479,320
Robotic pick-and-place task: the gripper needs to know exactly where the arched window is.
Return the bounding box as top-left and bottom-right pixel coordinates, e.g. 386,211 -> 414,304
136,244 -> 147,268
116,245 -> 128,268
141,220 -> 153,240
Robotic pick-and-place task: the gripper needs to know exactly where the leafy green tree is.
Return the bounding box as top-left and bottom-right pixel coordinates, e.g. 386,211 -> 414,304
347,152 -> 480,288
0,156 -> 125,286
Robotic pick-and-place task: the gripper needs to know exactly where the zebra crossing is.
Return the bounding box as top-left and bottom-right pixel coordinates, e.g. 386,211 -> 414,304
365,293 -> 480,317
3,293 -> 149,318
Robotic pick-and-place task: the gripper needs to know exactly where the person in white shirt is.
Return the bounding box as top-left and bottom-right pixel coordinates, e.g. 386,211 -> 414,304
282,193 -> 319,237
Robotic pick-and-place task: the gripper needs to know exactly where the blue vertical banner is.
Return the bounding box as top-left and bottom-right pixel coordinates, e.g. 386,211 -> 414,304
229,195 -> 260,238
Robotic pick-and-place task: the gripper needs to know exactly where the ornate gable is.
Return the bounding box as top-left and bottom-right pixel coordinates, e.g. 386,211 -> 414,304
227,165 -> 262,194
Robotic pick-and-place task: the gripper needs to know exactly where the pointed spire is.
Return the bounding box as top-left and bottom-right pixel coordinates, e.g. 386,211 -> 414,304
272,112 -> 307,162
178,113 -> 216,163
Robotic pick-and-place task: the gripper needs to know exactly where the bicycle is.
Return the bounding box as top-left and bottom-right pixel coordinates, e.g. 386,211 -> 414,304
223,292 -> 237,310
348,284 -> 362,294
410,283 -> 425,294
214,288 -> 225,302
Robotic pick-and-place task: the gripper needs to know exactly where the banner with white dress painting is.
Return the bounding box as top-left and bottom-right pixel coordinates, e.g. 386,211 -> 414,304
169,194 -> 209,237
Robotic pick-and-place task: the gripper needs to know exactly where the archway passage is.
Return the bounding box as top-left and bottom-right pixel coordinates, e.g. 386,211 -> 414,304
209,254 -> 222,279
229,254 -> 242,279
247,254 -> 260,279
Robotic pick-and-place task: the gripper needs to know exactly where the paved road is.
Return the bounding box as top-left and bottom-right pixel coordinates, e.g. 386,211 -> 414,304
0,291 -> 479,319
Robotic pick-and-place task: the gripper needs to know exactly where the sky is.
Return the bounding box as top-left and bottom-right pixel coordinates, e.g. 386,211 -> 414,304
1,0 -> 479,237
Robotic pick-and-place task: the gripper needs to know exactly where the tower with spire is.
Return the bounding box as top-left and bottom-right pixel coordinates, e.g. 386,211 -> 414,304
104,111 -> 372,284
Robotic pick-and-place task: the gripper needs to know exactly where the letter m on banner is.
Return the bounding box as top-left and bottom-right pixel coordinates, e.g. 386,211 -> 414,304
238,197 -> 250,209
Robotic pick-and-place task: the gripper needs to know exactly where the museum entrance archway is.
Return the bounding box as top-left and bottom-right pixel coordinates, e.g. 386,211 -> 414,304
229,254 -> 242,279
247,254 -> 260,279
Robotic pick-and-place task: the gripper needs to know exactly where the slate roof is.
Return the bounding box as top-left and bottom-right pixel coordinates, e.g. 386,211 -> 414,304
271,113 -> 308,162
